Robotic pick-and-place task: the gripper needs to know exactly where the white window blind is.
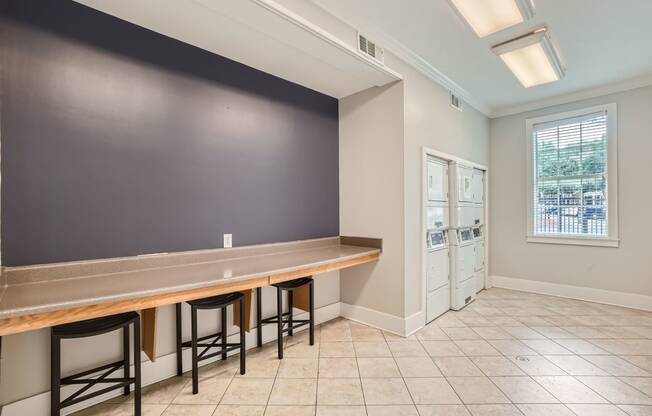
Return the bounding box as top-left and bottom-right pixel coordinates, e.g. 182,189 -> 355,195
532,110 -> 608,237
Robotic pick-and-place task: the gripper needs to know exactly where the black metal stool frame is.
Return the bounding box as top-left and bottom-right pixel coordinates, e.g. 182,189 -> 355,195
51,312 -> 141,416
175,292 -> 246,394
256,277 -> 314,359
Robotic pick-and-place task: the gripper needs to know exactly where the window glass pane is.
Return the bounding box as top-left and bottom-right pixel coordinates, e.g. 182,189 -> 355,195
533,112 -> 608,238
534,181 -> 559,234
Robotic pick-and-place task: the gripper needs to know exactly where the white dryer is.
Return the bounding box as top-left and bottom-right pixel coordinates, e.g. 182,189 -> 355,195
450,227 -> 476,310
449,162 -> 483,228
427,201 -> 449,230
426,158 -> 449,229
471,168 -> 484,205
427,158 -> 448,202
426,230 -> 450,322
452,202 -> 480,228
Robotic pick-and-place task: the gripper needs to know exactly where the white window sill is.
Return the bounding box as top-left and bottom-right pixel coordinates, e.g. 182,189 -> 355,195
526,235 -> 620,248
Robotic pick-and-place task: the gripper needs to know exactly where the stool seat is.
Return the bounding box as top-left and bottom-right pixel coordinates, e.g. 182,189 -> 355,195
187,292 -> 243,309
257,276 -> 315,359
53,312 -> 139,338
272,277 -> 313,290
51,312 -> 141,415
176,291 -> 246,395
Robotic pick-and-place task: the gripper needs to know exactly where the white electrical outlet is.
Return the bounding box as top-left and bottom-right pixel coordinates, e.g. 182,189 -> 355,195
223,233 -> 232,248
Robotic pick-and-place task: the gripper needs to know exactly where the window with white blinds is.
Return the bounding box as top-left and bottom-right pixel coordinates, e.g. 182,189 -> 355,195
526,104 -> 619,247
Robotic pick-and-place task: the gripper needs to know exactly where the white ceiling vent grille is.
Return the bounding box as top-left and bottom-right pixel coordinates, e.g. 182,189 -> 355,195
450,92 -> 463,111
358,33 -> 384,63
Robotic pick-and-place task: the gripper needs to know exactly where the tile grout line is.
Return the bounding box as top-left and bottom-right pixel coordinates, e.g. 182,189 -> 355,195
386,334 -> 418,413
73,288 -> 652,415
415,324 -> 483,415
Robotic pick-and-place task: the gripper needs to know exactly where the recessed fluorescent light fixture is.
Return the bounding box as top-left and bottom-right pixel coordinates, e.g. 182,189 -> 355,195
491,27 -> 565,88
448,0 -> 535,37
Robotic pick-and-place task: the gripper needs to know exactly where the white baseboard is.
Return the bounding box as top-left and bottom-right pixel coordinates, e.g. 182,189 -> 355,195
485,274 -> 494,289
491,275 -> 652,312
2,302 -> 341,416
404,311 -> 425,337
339,303 -> 424,337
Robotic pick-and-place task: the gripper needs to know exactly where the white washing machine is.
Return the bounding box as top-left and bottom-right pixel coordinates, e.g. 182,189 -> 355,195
472,226 -> 485,293
470,168 -> 485,294
450,227 -> 476,310
426,230 -> 450,322
425,156 -> 451,322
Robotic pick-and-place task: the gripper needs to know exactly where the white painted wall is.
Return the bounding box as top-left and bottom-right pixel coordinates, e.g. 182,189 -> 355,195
338,56 -> 490,326
1,3 -> 494,406
398,57 -> 490,318
280,0 -> 491,323
490,85 -> 652,298
0,272 -> 340,406
339,81 -> 406,318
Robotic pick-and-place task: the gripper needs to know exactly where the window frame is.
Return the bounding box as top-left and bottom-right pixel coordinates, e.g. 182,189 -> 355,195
525,103 -> 619,247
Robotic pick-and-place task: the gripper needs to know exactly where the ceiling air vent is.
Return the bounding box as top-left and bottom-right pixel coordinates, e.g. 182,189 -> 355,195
450,92 -> 463,111
358,33 -> 384,63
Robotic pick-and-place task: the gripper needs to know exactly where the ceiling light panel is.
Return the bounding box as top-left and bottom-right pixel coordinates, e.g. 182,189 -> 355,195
449,0 -> 536,38
492,28 -> 565,88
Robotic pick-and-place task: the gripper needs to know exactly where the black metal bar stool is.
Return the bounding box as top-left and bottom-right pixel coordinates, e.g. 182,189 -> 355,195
51,312 -> 141,416
256,277 -> 314,359
175,292 -> 246,394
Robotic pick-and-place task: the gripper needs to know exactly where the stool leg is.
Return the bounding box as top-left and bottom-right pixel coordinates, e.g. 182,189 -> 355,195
190,306 -> 199,394
50,331 -> 61,416
239,297 -> 246,375
123,325 -> 130,395
221,306 -> 227,360
256,287 -> 262,348
191,305 -> 199,394
309,280 -> 315,346
133,318 -> 142,416
276,287 -> 283,359
288,290 -> 294,337
176,303 -> 183,376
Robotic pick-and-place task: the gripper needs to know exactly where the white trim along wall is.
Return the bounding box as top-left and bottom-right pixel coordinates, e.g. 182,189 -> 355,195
3,303 -> 341,416
490,86 -> 652,306
4,300 -> 436,414
491,275 -> 652,312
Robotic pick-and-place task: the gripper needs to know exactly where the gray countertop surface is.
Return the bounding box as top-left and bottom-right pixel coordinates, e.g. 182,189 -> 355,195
0,239 -> 379,319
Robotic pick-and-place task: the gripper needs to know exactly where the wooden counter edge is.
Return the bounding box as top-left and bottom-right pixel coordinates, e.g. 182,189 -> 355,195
0,277 -> 269,337
0,250 -> 380,340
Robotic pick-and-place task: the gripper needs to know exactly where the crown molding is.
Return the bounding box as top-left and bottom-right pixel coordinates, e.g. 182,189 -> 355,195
311,0 -> 493,116
489,73 -> 652,118
310,0 -> 652,121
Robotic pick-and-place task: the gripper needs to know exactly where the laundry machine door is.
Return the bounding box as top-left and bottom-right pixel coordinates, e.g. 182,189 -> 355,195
460,244 -> 475,283
474,241 -> 485,272
427,159 -> 448,202
427,248 -> 449,292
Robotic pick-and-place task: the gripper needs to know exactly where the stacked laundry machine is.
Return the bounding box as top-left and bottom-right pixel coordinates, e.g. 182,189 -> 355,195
449,162 -> 473,310
426,157 -> 486,321
470,168 -> 486,294
425,157 -> 450,322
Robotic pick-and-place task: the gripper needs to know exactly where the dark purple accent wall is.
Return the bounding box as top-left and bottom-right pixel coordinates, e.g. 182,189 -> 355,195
0,1 -> 339,266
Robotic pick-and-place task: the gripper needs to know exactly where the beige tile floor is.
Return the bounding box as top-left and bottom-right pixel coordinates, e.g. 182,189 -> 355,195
74,288 -> 652,416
